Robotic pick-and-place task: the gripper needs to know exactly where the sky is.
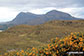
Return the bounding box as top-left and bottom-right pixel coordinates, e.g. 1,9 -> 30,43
0,0 -> 84,22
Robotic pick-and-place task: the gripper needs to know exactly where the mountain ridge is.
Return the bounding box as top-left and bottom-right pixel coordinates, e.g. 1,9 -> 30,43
10,10 -> 80,25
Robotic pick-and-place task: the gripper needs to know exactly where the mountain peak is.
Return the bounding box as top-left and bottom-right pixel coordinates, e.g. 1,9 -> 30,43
18,12 -> 35,15
46,10 -> 68,15
46,10 -> 61,14
46,10 -> 73,18
48,10 -> 59,12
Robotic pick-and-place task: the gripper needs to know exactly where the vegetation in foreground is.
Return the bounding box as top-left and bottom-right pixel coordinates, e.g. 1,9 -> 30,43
1,32 -> 84,56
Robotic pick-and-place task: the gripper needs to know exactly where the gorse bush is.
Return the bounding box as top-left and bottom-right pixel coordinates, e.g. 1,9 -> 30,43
1,32 -> 84,56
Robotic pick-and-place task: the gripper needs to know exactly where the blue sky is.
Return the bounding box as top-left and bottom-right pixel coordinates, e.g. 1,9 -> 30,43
0,0 -> 84,22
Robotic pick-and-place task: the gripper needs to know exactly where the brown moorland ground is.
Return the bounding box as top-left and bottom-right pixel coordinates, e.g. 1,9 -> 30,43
0,20 -> 84,53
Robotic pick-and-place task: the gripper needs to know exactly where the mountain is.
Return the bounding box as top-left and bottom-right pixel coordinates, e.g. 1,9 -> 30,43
10,10 -> 80,25
0,10 -> 81,30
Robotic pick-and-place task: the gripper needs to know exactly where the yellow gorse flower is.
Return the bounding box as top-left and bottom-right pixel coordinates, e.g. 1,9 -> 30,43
1,32 -> 84,56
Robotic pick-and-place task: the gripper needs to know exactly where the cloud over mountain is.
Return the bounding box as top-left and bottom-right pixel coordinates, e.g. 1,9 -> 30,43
0,0 -> 84,22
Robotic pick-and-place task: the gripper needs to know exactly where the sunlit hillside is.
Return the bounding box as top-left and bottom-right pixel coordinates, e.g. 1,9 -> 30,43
1,32 -> 84,56
0,20 -> 84,54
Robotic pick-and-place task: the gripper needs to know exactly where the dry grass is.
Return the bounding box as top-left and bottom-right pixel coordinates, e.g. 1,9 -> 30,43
0,20 -> 84,53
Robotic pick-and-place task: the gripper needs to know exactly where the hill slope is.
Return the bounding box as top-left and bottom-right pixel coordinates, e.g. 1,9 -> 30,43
0,20 -> 84,53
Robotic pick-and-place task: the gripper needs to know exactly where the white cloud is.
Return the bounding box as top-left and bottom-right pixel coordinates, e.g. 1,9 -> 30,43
0,7 -> 19,22
0,7 -> 84,22
59,7 -> 84,18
